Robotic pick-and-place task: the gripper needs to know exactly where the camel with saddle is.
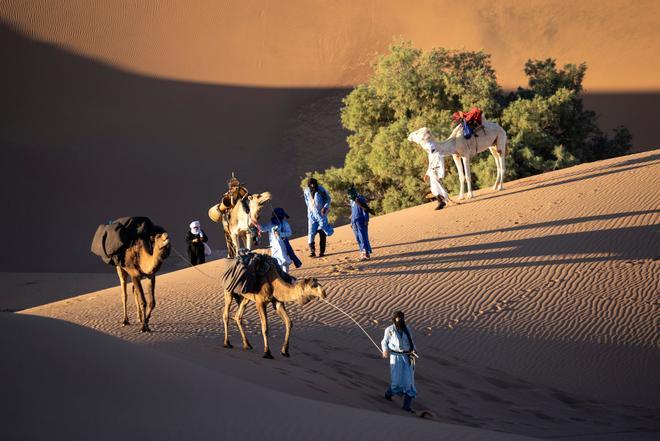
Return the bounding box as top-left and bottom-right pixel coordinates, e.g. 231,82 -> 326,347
222,253 -> 326,358
409,116 -> 507,199
208,175 -> 272,257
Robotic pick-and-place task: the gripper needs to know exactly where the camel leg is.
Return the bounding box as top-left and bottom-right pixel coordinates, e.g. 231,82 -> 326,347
273,301 -> 292,357
131,284 -> 144,324
132,277 -> 150,333
461,156 -> 474,199
255,298 -> 273,359
233,297 -> 252,350
495,133 -> 507,190
245,232 -> 253,251
231,231 -> 241,254
222,290 -> 234,348
452,154 -> 466,200
497,153 -> 506,190
489,146 -> 501,191
116,266 -> 130,325
144,275 -> 156,324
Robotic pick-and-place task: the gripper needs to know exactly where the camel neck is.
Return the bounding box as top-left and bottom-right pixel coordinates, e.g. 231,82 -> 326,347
434,137 -> 456,156
138,241 -> 162,275
271,276 -> 301,302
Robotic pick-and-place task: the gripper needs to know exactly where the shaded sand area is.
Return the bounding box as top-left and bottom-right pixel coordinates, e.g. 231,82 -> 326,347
0,272 -> 116,312
6,151 -> 660,440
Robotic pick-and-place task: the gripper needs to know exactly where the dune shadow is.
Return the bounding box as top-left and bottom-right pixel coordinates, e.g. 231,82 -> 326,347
319,223 -> 658,279
0,21 -> 350,272
315,210 -> 659,265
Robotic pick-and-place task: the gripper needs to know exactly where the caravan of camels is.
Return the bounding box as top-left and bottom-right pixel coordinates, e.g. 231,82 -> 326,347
91,110 -> 507,356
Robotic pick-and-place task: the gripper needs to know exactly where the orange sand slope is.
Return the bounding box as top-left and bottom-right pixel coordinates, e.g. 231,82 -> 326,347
2,0 -> 659,90
12,150 -> 660,440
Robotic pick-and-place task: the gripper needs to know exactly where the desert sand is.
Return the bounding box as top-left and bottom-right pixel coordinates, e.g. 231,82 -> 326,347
3,150 -> 658,440
1,1 -> 659,273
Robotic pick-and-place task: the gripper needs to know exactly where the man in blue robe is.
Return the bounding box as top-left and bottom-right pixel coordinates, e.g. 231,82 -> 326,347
348,187 -> 374,260
381,310 -> 417,412
303,178 -> 334,257
259,208 -> 301,273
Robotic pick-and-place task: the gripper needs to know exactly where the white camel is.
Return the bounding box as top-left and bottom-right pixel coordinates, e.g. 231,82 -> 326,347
209,192 -> 272,256
408,121 -> 507,199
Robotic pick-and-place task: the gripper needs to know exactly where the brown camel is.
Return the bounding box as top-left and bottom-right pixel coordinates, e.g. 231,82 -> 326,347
116,232 -> 171,332
222,263 -> 326,358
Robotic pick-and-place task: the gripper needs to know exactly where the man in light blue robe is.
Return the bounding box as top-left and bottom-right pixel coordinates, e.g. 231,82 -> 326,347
303,178 -> 334,257
259,216 -> 293,273
348,187 -> 374,260
381,310 -> 417,412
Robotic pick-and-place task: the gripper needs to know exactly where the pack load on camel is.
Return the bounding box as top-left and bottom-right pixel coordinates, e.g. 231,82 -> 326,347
208,173 -> 261,258
222,250 -> 294,294
451,107 -> 483,139
91,216 -> 170,333
221,249 -> 326,359
91,216 -> 165,266
209,175 -> 272,259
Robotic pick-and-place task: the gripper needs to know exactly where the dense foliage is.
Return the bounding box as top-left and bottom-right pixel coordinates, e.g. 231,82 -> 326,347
304,42 -> 631,223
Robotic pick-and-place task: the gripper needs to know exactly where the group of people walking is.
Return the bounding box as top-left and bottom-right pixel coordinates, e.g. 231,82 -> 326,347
187,175 -> 375,268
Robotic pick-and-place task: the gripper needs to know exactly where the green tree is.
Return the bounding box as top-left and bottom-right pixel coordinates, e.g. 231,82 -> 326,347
502,59 -> 631,177
306,46 -> 631,224
307,41 -> 501,223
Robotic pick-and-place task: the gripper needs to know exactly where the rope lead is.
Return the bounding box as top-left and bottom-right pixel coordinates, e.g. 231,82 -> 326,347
320,297 -> 382,354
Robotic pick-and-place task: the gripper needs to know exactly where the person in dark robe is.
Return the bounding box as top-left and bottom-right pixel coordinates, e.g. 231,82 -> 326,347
186,220 -> 208,265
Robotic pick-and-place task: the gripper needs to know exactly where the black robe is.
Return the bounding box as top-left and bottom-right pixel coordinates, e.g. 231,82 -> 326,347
185,230 -> 208,265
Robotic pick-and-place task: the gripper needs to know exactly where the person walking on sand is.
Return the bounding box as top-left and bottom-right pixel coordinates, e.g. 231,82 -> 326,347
348,186 -> 374,260
303,177 -> 334,257
382,310 -> 417,413
259,207 -> 301,273
272,207 -> 302,270
407,130 -> 449,210
186,220 -> 209,265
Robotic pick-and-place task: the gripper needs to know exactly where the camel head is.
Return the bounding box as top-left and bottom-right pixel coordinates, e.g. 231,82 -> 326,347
296,277 -> 327,305
247,192 -> 272,225
407,127 -> 433,145
151,231 -> 171,260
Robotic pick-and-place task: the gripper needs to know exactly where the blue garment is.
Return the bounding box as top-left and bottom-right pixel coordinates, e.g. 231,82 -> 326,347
350,195 -> 371,254
381,324 -> 416,398
303,185 -> 334,242
260,220 -> 292,269
282,237 -> 302,268
350,195 -> 370,223
351,222 -> 371,254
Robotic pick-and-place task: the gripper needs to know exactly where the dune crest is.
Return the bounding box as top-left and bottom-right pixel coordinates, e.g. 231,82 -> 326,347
1,0 -> 659,90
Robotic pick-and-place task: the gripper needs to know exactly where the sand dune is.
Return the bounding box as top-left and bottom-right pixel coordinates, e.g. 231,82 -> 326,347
0,272 -> 116,312
2,0 -> 659,91
13,151 -> 660,440
1,2 -> 658,273
2,313 -> 538,441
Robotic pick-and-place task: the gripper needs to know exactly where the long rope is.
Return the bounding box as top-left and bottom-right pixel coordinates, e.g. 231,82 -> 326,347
171,246 -> 217,280
320,297 -> 382,354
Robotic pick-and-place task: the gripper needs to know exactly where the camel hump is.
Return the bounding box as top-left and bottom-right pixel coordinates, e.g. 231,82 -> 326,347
222,252 -> 290,294
90,216 -> 161,265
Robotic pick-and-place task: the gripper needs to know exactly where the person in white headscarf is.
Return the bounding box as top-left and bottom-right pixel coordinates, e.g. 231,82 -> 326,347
185,220 -> 208,265
407,129 -> 450,210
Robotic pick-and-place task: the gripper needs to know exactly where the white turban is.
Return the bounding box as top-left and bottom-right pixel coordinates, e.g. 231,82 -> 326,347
190,220 -> 201,235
